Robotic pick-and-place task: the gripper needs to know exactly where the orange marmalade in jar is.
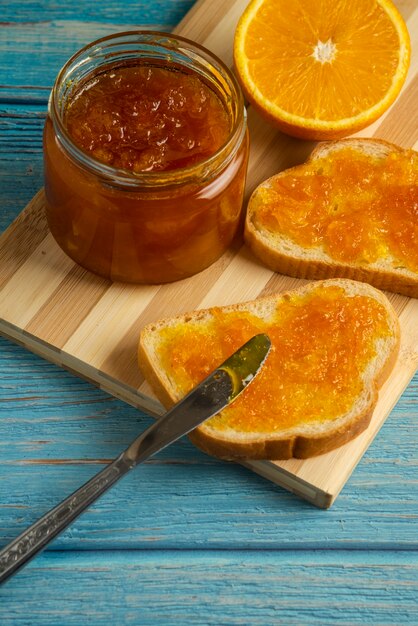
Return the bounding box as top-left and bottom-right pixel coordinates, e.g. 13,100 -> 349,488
44,32 -> 249,283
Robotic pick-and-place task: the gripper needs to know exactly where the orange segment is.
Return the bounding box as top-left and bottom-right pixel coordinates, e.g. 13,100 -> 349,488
234,0 -> 411,139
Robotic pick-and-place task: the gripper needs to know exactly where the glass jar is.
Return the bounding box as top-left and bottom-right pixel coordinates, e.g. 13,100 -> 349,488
43,31 -> 249,283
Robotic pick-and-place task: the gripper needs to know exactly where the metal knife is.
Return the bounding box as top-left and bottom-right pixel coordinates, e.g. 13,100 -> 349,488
0,333 -> 271,584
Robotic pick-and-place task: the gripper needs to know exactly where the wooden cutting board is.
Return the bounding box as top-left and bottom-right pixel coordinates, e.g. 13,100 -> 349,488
1,0 -> 417,508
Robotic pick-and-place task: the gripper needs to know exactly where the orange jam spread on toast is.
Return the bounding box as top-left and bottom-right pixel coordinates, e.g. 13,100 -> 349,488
254,148 -> 418,272
64,65 -> 230,172
156,286 -> 391,433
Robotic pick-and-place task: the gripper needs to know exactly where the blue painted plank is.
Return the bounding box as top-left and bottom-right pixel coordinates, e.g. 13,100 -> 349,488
0,0 -> 195,23
0,458 -> 417,550
0,550 -> 417,625
0,107 -> 45,229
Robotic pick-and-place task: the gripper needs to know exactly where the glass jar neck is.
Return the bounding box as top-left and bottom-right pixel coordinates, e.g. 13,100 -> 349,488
49,31 -> 247,189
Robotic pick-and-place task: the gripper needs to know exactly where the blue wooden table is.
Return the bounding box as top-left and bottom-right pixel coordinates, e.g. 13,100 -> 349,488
0,1 -> 417,623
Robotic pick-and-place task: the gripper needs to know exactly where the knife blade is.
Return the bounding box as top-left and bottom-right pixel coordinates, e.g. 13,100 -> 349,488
125,332 -> 271,464
0,333 -> 271,584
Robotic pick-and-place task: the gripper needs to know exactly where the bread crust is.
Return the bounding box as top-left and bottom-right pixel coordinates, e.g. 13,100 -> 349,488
244,139 -> 418,298
138,279 -> 400,460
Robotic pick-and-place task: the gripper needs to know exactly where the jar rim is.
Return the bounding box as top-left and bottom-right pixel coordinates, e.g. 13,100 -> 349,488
49,30 -> 247,188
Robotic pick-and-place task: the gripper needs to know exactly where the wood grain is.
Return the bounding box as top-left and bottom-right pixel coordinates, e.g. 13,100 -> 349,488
0,2 -> 417,623
1,0 -> 417,508
0,550 -> 417,625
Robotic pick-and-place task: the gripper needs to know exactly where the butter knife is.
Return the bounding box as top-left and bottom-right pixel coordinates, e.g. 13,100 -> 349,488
0,333 -> 271,584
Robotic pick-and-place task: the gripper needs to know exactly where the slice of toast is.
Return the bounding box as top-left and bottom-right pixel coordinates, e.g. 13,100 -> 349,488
245,139 -> 418,298
138,279 -> 400,460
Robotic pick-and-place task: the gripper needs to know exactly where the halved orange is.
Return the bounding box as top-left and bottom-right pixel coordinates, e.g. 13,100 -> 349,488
233,0 -> 411,140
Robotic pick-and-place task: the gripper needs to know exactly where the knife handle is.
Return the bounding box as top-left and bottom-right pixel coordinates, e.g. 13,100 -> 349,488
0,334 -> 270,585
0,396 -> 211,585
0,454 -> 132,584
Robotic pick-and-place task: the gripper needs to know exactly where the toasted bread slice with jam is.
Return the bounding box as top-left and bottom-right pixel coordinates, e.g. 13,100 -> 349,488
245,139 -> 418,298
138,279 -> 400,460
